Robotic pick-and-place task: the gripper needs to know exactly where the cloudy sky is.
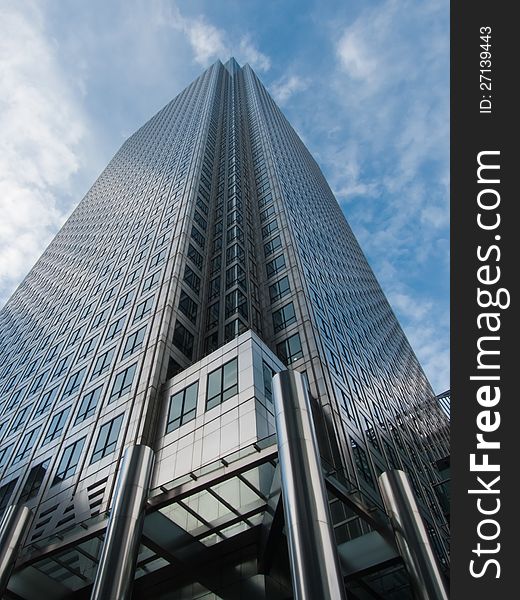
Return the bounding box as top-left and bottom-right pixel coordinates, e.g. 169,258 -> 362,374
0,0 -> 449,393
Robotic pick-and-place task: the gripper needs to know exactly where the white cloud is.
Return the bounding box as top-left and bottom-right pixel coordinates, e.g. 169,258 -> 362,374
0,1 -> 87,307
304,0 -> 450,391
162,3 -> 270,71
390,291 -> 433,322
270,74 -> 308,105
331,0 -> 449,187
337,32 -> 378,83
238,35 -> 271,72
181,16 -> 228,65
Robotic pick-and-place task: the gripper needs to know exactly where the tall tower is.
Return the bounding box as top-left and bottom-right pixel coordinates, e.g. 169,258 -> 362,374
0,59 -> 449,598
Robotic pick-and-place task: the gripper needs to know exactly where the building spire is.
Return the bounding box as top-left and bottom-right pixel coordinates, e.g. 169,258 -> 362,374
224,56 -> 241,75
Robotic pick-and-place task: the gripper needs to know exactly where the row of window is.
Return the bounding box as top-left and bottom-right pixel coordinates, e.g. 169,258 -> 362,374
166,357 -> 238,432
1,318 -> 146,420
52,412 -> 125,488
1,411 -> 128,509
0,363 -> 137,473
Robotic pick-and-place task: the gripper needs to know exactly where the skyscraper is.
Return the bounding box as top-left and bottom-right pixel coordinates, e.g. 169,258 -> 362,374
0,59 -> 449,599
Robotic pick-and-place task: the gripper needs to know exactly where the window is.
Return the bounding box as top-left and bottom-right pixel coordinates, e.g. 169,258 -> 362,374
208,276 -> 220,300
210,255 -> 221,274
172,322 -> 194,359
226,209 -> 242,227
91,308 -> 109,330
111,266 -> 124,282
187,244 -> 203,270
52,354 -> 72,380
194,211 -> 207,230
139,232 -> 152,247
224,317 -> 248,342
67,324 -> 86,348
166,382 -> 198,433
339,390 -> 356,422
105,317 -> 125,341
133,296 -> 154,323
28,370 -> 49,395
206,358 -> 238,410
75,386 -> 103,424
115,289 -> 135,313
276,334 -> 303,365
42,407 -> 71,445
0,480 -> 17,516
63,367 -> 86,398
207,302 -> 219,329
261,219 -> 278,238
264,236 -> 282,256
13,427 -> 41,464
81,302 -> 95,320
100,262 -> 112,277
79,335 -> 99,360
260,205 -> 275,222
0,445 -> 13,470
133,248 -> 147,265
109,364 -> 137,402
212,236 -> 222,252
20,461 -> 50,501
272,302 -> 296,333
351,438 -> 374,487
383,438 -> 400,470
53,438 -> 85,485
4,388 -> 25,413
150,249 -> 166,268
38,333 -> 53,352
142,270 -> 160,294
11,405 -> 31,433
59,318 -> 73,336
226,225 -> 243,244
34,387 -> 58,417
263,362 -> 274,404
102,285 -> 117,304
226,243 -> 244,264
213,219 -> 223,236
225,290 -> 247,319
191,226 -> 205,249
91,348 -> 115,379
266,254 -> 285,278
225,264 -> 246,290
178,291 -> 198,324
90,415 -> 124,463
196,196 -> 208,215
24,360 -> 40,380
121,327 -> 146,360
183,265 -> 201,294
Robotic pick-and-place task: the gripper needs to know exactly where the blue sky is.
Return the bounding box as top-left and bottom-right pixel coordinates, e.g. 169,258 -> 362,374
0,0 -> 449,392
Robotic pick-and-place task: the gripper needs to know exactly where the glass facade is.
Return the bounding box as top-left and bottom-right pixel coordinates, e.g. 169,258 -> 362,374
0,57 -> 449,597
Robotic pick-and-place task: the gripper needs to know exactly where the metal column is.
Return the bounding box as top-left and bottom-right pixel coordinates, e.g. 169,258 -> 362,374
90,444 -> 154,600
272,370 -> 347,600
0,504 -> 32,595
378,470 -> 449,600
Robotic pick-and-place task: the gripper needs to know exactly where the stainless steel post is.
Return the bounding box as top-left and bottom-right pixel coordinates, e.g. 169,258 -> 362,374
90,444 -> 154,600
0,504 -> 32,595
378,470 -> 449,600
272,370 -> 347,600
